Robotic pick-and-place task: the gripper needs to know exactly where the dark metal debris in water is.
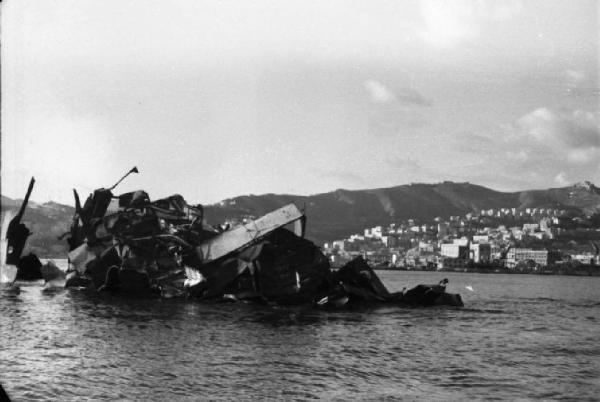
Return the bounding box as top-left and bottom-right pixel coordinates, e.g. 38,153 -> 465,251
9,168 -> 464,307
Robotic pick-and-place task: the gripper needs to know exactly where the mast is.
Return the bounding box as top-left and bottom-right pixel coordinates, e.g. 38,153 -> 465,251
15,177 -> 35,223
6,177 -> 35,265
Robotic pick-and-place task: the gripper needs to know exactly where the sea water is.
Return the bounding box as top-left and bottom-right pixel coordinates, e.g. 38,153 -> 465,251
1,270 -> 599,401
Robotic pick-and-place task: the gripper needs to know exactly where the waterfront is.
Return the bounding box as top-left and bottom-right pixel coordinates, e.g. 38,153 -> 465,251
1,271 -> 599,401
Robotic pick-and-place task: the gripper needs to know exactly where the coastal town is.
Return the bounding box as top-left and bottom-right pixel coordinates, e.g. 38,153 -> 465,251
321,205 -> 600,273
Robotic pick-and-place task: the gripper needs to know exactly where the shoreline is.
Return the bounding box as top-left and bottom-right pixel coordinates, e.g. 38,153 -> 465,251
369,266 -> 600,276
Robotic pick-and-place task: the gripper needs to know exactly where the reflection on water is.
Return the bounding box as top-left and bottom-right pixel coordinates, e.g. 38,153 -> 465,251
1,272 -> 599,401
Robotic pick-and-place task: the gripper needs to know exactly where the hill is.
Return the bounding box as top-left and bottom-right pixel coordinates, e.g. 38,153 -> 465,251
2,181 -> 600,257
1,198 -> 75,258
202,181 -> 600,245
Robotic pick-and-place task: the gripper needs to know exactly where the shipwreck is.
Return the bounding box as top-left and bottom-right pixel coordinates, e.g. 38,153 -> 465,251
55,168 -> 463,307
1,170 -> 463,307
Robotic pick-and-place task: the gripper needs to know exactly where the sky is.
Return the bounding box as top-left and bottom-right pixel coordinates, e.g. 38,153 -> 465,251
1,0 -> 599,205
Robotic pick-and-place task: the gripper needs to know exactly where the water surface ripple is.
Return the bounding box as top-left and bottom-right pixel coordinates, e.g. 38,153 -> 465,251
1,272 -> 599,401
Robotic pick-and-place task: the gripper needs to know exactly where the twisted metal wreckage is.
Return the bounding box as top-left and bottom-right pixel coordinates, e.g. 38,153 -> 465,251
6,170 -> 464,307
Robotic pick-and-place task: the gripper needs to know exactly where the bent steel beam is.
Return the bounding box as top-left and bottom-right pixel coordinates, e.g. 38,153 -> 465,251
196,203 -> 304,263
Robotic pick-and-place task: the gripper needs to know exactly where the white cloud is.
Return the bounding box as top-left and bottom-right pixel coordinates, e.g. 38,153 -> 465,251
454,107 -> 600,191
517,107 -> 555,141
517,107 -> 600,148
363,80 -> 432,106
419,1 -> 474,48
363,80 -> 432,137
567,148 -> 599,164
506,149 -> 529,162
418,0 -> 523,48
364,80 -> 397,104
554,172 -> 569,186
565,69 -> 587,88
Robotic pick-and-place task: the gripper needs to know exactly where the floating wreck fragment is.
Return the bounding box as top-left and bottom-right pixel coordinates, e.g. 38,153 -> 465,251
59,168 -> 463,307
1,177 -> 46,285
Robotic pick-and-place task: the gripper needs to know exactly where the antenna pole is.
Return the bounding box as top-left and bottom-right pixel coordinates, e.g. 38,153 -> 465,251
108,167 -> 139,191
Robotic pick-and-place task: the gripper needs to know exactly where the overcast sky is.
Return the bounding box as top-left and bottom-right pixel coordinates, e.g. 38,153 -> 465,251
2,0 -> 599,205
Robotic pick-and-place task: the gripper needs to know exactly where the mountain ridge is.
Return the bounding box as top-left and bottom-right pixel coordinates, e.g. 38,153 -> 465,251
202,181 -> 600,244
2,181 -> 600,256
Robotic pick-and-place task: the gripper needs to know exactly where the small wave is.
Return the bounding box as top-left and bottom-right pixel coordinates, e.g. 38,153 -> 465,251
571,301 -> 600,308
522,326 -> 551,332
459,308 -> 506,314
547,346 -> 600,356
439,380 -> 522,389
517,297 -> 562,303
12,279 -> 45,287
0,285 -> 22,299
41,287 -> 66,296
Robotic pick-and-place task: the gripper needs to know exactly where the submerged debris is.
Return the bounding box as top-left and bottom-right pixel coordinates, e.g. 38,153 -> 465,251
60,169 -> 463,308
1,178 -> 67,288
1,178 -> 52,287
4,177 -> 47,281
5,178 -> 36,267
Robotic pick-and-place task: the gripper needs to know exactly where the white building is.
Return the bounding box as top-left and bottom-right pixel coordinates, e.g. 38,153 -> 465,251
505,248 -> 549,268
472,235 -> 489,244
453,238 -> 469,246
364,226 -> 383,239
522,223 -> 539,233
332,240 -> 348,251
571,254 -> 597,265
441,243 -> 469,259
418,241 -> 434,253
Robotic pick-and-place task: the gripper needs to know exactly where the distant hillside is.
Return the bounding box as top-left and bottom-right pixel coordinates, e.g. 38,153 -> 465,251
2,181 -> 600,256
517,181 -> 600,215
203,181 -> 600,245
1,198 -> 75,258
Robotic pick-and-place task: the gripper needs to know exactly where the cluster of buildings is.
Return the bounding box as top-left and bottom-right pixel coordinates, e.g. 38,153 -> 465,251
479,207 -> 564,219
323,208 -> 599,270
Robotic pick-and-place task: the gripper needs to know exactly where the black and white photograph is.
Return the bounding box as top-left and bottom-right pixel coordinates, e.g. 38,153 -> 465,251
1,0 -> 599,400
